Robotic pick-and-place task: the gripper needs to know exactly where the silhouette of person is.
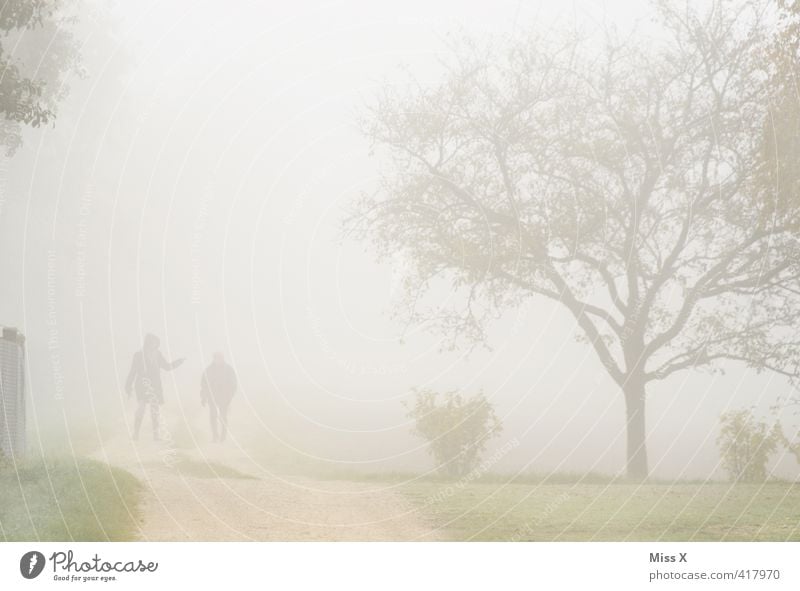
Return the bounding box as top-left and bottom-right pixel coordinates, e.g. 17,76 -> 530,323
125,334 -> 185,441
200,352 -> 237,442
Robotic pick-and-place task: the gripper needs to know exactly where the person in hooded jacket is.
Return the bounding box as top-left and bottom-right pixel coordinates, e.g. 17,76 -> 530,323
125,333 -> 185,441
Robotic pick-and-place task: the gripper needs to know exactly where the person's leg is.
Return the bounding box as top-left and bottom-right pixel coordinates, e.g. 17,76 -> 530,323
151,402 -> 161,441
209,401 -> 219,442
133,400 -> 146,440
219,402 -> 229,442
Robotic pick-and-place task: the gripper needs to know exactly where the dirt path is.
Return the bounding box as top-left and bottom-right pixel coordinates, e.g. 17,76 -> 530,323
92,437 -> 441,541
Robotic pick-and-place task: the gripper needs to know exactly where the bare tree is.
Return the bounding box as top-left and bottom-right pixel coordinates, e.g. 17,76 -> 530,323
352,0 -> 800,478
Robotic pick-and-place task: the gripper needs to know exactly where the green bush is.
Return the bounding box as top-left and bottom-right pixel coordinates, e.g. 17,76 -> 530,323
405,389 -> 502,479
717,409 -> 782,482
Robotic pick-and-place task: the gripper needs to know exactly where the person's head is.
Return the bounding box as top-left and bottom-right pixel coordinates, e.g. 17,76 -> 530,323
213,352 -> 225,365
143,333 -> 160,352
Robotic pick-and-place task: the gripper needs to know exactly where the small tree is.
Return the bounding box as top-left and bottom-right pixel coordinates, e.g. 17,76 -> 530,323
405,389 -> 502,478
717,409 -> 783,482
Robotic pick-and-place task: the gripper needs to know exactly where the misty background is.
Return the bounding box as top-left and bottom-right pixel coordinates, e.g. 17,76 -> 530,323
1,0 -> 797,480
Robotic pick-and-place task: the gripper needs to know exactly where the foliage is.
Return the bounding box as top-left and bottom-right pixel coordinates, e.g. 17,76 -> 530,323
760,0 -> 800,211
717,409 -> 783,482
405,389 -> 502,479
783,433 -> 800,464
777,406 -> 800,464
0,0 -> 80,154
353,0 -> 800,478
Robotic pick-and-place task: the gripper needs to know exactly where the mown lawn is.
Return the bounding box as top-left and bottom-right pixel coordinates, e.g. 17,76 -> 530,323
400,480 -> 800,541
0,457 -> 143,541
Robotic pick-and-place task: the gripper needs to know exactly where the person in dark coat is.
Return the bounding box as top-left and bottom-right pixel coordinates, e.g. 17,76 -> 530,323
200,352 -> 237,442
125,334 -> 185,441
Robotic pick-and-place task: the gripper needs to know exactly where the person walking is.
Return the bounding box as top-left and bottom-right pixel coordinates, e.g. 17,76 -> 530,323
200,352 -> 237,442
125,334 -> 185,441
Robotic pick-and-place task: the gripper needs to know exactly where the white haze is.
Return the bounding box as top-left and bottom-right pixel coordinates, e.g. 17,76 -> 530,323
0,0 -> 797,479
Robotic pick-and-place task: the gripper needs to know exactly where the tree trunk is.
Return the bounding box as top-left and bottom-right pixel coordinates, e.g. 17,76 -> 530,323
624,381 -> 648,479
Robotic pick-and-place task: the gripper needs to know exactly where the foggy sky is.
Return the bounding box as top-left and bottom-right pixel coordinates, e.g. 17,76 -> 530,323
0,0 -> 796,479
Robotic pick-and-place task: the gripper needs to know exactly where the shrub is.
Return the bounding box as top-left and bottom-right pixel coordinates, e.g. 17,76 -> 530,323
717,409 -> 783,482
405,389 -> 502,478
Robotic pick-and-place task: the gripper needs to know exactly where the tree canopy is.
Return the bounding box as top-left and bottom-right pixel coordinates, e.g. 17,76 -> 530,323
0,0 -> 80,155
354,0 -> 800,478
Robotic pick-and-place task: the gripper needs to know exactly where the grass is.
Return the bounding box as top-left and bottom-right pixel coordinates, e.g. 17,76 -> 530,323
0,456 -> 143,541
3,450 -> 796,542
313,468 -> 624,485
397,479 -> 800,541
242,448 -> 800,541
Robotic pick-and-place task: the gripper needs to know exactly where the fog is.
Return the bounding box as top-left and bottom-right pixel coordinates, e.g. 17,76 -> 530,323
1,0 -> 798,481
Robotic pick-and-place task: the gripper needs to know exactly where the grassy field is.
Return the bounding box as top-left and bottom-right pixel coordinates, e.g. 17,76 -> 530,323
0,457 -> 143,541
4,447 -> 796,542
243,447 -> 800,542
396,478 -> 800,541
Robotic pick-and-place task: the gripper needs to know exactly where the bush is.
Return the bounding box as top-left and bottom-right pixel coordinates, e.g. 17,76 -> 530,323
778,397 -> 800,465
717,409 -> 783,482
405,389 -> 502,479
779,425 -> 800,465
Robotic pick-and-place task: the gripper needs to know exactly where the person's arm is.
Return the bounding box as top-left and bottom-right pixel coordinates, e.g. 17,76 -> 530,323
125,354 -> 138,397
159,352 -> 185,370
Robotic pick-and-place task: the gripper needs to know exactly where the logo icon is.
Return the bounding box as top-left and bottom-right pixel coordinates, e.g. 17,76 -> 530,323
20,551 -> 46,579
